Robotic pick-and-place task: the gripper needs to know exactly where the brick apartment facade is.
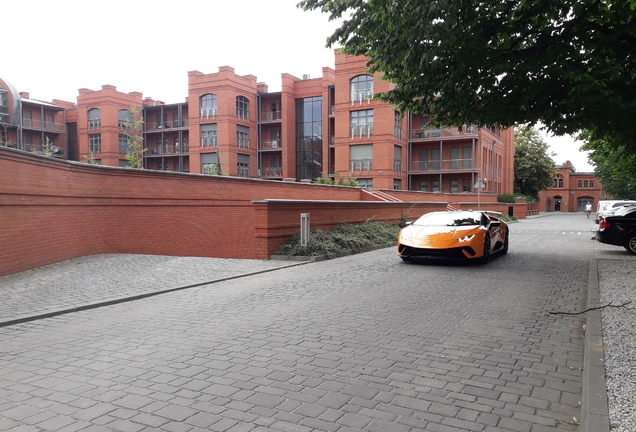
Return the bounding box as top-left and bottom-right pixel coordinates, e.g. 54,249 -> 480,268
1,52 -> 516,195
539,160 -> 606,212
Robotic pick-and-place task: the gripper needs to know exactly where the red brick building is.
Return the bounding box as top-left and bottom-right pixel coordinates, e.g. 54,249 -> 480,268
540,161 -> 605,212
1,52 -> 515,195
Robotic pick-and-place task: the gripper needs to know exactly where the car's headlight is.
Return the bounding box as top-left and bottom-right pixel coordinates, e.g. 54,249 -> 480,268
400,230 -> 413,242
457,234 -> 475,242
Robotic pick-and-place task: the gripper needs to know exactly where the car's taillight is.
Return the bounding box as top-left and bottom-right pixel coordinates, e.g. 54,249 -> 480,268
600,219 -> 610,229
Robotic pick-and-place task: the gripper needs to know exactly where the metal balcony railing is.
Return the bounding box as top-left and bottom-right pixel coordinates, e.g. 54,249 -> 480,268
21,118 -> 65,132
350,123 -> 374,139
237,166 -> 250,177
261,140 -> 281,149
88,119 -> 101,130
394,161 -> 403,173
146,120 -> 188,131
350,89 -> 374,105
350,159 -> 373,173
238,137 -> 249,149
201,136 -> 218,148
409,158 -> 476,172
411,125 -> 478,140
201,107 -> 216,118
261,111 -> 282,121
262,167 -> 282,177
146,144 -> 189,155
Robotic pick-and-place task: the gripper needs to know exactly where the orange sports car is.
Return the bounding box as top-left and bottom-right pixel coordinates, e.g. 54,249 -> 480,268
398,210 -> 509,263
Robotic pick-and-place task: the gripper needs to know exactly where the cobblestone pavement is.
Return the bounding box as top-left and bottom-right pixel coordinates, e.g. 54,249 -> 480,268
0,213 -> 632,431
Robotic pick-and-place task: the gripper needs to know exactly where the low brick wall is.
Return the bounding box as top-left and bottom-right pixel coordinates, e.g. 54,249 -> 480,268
0,148 -> 526,276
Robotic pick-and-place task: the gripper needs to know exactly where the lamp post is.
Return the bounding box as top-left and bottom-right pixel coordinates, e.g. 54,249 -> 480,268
474,178 -> 487,210
571,191 -> 575,212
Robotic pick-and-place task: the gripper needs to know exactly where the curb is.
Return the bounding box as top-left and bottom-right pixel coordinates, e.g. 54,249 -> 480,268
580,257 -> 610,431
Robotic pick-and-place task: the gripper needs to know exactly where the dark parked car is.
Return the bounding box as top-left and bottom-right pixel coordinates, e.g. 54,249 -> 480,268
596,206 -> 636,255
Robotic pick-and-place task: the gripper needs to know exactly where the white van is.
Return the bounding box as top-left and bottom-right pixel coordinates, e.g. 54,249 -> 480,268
595,200 -> 636,223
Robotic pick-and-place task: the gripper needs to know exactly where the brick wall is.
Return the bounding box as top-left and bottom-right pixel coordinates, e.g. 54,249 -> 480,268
3,148 -> 475,276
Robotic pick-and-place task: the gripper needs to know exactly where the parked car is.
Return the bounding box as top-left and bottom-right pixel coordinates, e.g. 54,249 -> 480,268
596,206 -> 636,255
397,210 -> 508,264
595,200 -> 636,223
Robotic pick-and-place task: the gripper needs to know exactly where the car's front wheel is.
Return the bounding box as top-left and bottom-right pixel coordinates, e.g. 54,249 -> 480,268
479,236 -> 491,264
624,234 -> 636,255
502,229 -> 509,255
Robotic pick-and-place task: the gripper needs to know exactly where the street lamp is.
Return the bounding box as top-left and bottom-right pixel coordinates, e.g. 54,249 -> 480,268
474,178 -> 487,210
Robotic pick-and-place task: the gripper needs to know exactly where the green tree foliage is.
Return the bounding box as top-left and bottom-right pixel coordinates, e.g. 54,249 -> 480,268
299,0 -> 636,144
514,125 -> 556,198
580,131 -> 636,199
123,106 -> 146,169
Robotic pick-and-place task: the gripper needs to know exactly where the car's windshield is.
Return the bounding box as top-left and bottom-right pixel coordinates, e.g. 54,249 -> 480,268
413,212 -> 483,227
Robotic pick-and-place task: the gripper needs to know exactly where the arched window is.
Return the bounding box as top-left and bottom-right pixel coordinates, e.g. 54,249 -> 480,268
584,180 -> 589,187
350,75 -> 374,105
236,96 -> 249,120
88,108 -> 101,130
558,178 -> 564,188
200,94 -> 217,118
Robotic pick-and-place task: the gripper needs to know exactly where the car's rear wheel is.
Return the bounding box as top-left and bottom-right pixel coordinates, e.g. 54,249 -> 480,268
479,236 -> 491,264
502,229 -> 509,255
624,234 -> 636,255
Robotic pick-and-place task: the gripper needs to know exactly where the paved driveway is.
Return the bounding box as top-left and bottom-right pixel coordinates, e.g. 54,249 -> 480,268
0,213 -> 626,431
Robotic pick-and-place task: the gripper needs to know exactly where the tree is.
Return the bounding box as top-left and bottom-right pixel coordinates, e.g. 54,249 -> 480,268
580,131 -> 636,198
299,0 -> 636,144
122,105 -> 146,169
514,125 -> 556,198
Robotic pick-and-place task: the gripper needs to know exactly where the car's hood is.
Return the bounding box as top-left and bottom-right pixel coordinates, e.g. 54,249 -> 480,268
406,224 -> 480,238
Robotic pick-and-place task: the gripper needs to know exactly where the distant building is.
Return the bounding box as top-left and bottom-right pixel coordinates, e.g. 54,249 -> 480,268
1,52 -> 515,195
540,160 -> 605,212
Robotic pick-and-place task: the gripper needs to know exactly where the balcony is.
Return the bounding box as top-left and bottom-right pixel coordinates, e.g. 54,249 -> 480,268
260,140 -> 281,150
350,123 -> 374,139
21,118 -> 66,132
146,143 -> 189,155
411,125 -> 477,140
146,120 -> 188,132
409,158 -> 476,172
350,159 -> 373,173
261,111 -> 282,122
350,89 -> 374,106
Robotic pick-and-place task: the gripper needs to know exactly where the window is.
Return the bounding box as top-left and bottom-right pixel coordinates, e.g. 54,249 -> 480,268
118,110 -> 133,129
553,178 -> 558,187
201,153 -> 220,175
393,179 -> 401,190
295,96 -> 323,180
418,149 -> 429,171
394,145 -> 402,173
357,178 -> 373,189
450,147 -> 459,169
432,180 -> 440,192
88,108 -> 101,130
118,160 -> 132,168
462,147 -> 472,169
350,144 -> 373,173
0,91 -> 8,123
578,180 -> 583,188
237,125 -> 249,149
118,134 -> 129,153
89,134 -> 101,154
419,181 -> 428,192
45,113 -> 54,130
350,75 -> 374,105
200,94 -> 217,118
450,180 -> 459,193
201,124 -> 218,148
431,148 -> 441,170
155,113 -> 167,129
394,111 -> 402,139
236,96 -> 249,120
558,179 -> 564,188
237,154 -> 249,177
462,179 -> 471,192
24,110 -> 33,127
350,109 -> 373,138
156,138 -> 168,154
584,180 -> 589,187
590,180 -> 595,188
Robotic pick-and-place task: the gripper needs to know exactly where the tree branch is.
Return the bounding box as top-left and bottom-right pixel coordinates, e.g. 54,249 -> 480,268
550,301 -> 633,315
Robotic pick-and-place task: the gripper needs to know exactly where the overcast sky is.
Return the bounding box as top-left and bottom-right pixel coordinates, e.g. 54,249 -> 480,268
4,0 -> 592,171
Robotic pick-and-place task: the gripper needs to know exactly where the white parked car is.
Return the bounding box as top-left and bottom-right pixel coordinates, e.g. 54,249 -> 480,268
595,200 -> 636,223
